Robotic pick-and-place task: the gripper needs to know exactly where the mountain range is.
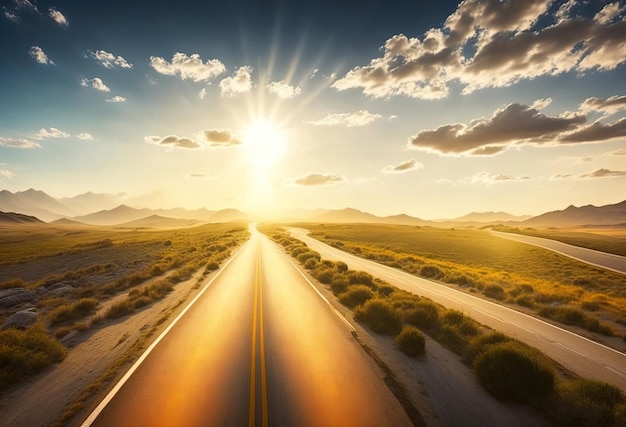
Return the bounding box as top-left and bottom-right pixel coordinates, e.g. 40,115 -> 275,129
0,189 -> 624,228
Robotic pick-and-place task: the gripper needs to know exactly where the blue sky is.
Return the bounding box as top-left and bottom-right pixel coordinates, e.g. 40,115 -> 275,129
1,0 -> 625,219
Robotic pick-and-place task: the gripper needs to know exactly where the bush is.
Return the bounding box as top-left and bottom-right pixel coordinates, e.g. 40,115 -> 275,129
330,277 -> 349,295
48,298 -> 98,325
515,295 -> 535,308
396,326 -> 425,356
304,258 -> 318,270
0,323 -> 67,389
473,341 -> 555,404
206,261 -> 219,271
377,285 -> 395,297
339,285 -> 374,308
484,284 -> 506,300
336,261 -> 348,273
106,299 -> 133,319
556,379 -> 625,427
314,269 -> 334,284
405,300 -> 439,329
466,332 -> 511,363
348,271 -> 374,287
420,265 -> 443,279
354,299 -> 402,335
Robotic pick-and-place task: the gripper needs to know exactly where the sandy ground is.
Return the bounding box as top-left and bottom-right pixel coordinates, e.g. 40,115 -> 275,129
0,241 -> 548,427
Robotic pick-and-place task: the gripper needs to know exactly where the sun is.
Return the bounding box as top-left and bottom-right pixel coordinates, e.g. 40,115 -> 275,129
244,118 -> 287,169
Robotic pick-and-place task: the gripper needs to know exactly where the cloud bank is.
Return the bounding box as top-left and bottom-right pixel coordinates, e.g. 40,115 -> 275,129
150,53 -> 226,82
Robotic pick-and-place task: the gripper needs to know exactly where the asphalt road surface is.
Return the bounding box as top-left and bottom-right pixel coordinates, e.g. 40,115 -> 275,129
490,230 -> 626,275
289,228 -> 626,393
81,227 -> 412,427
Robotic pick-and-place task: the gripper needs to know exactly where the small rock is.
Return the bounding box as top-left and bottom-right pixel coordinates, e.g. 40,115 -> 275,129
0,287 -> 33,309
1,309 -> 38,330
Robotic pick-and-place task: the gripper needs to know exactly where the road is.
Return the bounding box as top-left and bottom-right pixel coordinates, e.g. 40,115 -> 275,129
490,230 -> 626,275
81,227 -> 412,427
288,228 -> 626,393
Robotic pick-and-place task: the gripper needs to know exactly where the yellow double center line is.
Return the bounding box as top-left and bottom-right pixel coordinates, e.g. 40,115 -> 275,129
249,250 -> 268,427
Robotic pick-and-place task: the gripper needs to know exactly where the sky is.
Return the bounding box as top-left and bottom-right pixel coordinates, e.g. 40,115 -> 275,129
1,0 -> 625,219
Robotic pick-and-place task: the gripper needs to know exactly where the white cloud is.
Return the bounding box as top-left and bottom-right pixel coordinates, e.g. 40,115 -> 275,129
81,77 -> 110,92
198,88 -> 206,99
580,168 -> 626,178
106,96 -> 126,103
306,110 -> 382,127
332,1 -> 626,99
34,127 -> 70,140
383,159 -> 423,174
267,80 -> 301,99
4,8 -> 19,22
150,52 -> 226,82
0,137 -> 40,148
290,173 -> 345,186
613,148 -> 626,156
219,66 -> 253,97
48,7 -> 68,26
145,135 -> 201,149
29,46 -> 53,65
76,133 -> 94,141
579,95 -> 626,115
463,171 -> 531,185
202,129 -> 242,147
87,50 -> 132,69
0,169 -> 14,179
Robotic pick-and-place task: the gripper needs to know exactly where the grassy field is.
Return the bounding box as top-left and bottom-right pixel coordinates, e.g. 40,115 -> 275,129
299,223 -> 626,339
260,225 -> 626,426
492,225 -> 626,257
0,222 -> 249,389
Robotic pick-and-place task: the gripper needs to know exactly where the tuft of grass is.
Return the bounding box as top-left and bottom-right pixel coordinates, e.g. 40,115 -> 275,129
105,299 -> 133,319
396,326 -> 425,356
0,323 -> 67,389
48,298 -> 98,325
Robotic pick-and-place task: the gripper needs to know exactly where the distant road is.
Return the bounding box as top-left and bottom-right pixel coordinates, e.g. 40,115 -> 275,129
82,227 -> 411,427
288,228 -> 626,393
490,230 -> 626,275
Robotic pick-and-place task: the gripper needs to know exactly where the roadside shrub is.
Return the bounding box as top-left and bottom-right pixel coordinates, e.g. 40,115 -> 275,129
515,295 -> 535,308
484,284 -> 506,300
438,325 -> 466,354
556,379 -> 625,427
405,300 -> 439,329
0,323 -> 67,389
354,299 -> 402,335
48,298 -> 98,325
291,246 -> 307,257
297,251 -> 320,264
396,326 -> 426,356
377,284 -> 395,297
473,341 -> 555,404
313,269 -> 334,284
206,261 -> 219,271
420,265 -> 443,279
442,309 -> 465,326
304,258 -> 318,270
132,296 -> 152,309
105,299 -> 133,319
336,261 -> 348,273
339,285 -> 374,308
330,277 -> 349,295
348,271 -> 374,287
466,332 -> 511,363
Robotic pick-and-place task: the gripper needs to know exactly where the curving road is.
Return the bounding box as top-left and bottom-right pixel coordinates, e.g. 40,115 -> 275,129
288,228 -> 626,393
490,230 -> 626,275
81,227 -> 412,427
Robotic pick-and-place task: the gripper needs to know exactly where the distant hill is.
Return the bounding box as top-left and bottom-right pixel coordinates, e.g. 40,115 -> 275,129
71,204 -> 154,226
0,211 -> 44,224
451,211 -> 532,223
50,218 -> 87,226
153,207 -> 216,221
116,215 -> 200,228
311,208 -> 428,226
0,189 -> 79,221
523,200 -> 626,227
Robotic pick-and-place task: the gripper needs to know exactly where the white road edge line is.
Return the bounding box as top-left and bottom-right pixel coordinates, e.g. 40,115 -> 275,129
266,237 -> 356,333
80,241 -> 250,427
